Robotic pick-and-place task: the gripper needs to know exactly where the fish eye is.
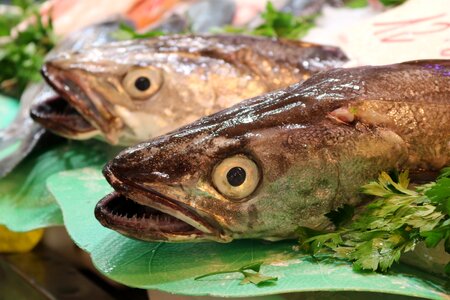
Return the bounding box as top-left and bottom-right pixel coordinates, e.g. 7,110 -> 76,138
212,155 -> 260,200
122,67 -> 162,99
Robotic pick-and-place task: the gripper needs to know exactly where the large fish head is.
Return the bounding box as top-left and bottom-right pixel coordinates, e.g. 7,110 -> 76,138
32,39 -> 231,145
95,85 -> 347,242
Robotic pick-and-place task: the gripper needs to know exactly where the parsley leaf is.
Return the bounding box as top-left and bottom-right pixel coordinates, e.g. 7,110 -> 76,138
118,1 -> 317,41
0,1 -> 56,97
345,0 -> 369,8
218,2 -> 316,39
112,22 -> 165,40
194,261 -> 277,287
379,0 -> 407,6
300,170 -> 450,273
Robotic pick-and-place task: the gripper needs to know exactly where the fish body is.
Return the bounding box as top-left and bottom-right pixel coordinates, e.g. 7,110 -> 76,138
35,35 -> 347,145
95,60 -> 450,243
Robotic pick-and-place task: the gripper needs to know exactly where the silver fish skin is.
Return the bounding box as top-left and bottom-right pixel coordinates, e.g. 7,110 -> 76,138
95,60 -> 450,243
37,34 -> 347,145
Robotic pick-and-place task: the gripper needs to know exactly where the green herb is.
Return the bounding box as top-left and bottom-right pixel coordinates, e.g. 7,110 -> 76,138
118,1 -> 316,41
299,170 -> 450,274
345,0 -> 407,8
112,22 -> 165,41
194,261 -> 277,286
379,0 -> 407,6
0,11 -> 21,37
0,1 -> 56,97
345,0 -> 369,8
217,2 -> 316,39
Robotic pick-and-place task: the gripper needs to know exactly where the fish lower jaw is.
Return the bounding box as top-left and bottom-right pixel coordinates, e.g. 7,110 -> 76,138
30,96 -> 98,139
95,191 -> 223,242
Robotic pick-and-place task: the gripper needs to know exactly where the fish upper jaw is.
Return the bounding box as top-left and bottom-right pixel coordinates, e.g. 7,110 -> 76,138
40,61 -> 123,144
95,162 -> 232,243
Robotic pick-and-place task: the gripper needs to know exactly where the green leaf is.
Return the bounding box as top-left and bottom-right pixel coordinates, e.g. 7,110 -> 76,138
240,261 -> 263,273
0,7 -> 56,97
426,177 -> 450,215
379,0 -> 407,6
0,140 -> 120,231
0,95 -> 122,231
345,0 -> 369,8
240,271 -> 277,286
303,170 -> 449,276
112,22 -> 167,40
421,231 -> 445,248
49,168 -> 449,298
214,1 -> 316,39
194,261 -> 277,287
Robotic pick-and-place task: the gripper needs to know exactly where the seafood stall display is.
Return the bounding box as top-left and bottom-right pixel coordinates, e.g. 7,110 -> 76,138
0,0 -> 449,299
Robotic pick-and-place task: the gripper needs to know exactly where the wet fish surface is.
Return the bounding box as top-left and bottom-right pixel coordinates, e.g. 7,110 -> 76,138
35,35 -> 347,145
95,60 -> 450,243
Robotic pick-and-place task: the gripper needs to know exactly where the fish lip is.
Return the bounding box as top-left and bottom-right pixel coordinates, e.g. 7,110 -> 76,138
41,62 -> 122,144
96,164 -> 229,242
29,95 -> 98,138
95,191 -> 207,242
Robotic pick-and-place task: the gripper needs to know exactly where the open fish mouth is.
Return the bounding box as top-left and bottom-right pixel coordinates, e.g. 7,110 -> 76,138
95,191 -> 214,242
30,96 -> 98,139
95,167 -> 226,242
37,62 -> 122,143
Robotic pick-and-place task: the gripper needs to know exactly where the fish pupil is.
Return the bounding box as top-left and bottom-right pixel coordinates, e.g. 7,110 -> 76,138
135,76 -> 151,91
227,167 -> 246,187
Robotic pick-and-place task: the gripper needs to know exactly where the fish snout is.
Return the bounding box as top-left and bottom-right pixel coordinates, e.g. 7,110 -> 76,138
102,142 -> 169,188
41,60 -> 123,144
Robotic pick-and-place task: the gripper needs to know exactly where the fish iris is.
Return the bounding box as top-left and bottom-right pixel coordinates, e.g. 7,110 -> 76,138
227,167 -> 246,187
135,77 -> 151,91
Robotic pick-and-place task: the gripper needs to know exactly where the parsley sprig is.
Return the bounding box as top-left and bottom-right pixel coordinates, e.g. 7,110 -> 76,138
116,1 -> 316,41
0,0 -> 56,97
299,169 -> 450,275
216,2 -> 316,39
194,261 -> 277,286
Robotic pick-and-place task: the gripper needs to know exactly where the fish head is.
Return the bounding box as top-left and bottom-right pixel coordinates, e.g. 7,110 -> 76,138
32,39 -> 234,145
95,86 -> 345,242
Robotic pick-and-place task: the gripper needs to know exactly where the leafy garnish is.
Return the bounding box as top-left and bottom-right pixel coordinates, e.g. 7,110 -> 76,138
117,1 -> 316,41
345,0 -> 406,8
345,0 -> 369,8
379,0 -> 407,6
112,22 -> 165,40
299,170 -> 450,274
0,0 -> 56,97
194,261 -> 277,286
217,2 -> 316,39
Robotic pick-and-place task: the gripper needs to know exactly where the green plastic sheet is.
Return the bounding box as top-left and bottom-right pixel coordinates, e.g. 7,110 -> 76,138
0,95 -> 120,231
48,167 -> 450,299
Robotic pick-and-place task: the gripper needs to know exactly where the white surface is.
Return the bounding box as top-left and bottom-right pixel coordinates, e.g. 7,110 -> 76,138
338,0 -> 450,66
